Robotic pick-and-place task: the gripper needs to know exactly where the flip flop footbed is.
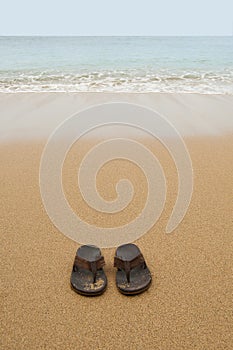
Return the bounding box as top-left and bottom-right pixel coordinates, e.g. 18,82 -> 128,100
71,245 -> 107,296
115,244 -> 152,295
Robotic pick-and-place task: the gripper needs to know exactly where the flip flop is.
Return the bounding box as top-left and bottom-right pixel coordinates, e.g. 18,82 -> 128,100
70,245 -> 107,296
114,243 -> 152,295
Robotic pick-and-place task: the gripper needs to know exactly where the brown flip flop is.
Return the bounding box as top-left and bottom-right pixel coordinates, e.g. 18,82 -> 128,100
70,245 -> 107,296
114,243 -> 152,295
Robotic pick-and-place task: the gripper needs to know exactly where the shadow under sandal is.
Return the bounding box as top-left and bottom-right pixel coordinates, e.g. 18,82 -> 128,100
71,245 -> 107,296
114,243 -> 152,295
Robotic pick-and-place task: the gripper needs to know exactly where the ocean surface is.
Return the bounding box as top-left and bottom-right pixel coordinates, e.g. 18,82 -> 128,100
0,36 -> 233,93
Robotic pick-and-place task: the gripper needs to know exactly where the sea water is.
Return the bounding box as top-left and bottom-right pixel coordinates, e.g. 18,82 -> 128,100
0,36 -> 232,93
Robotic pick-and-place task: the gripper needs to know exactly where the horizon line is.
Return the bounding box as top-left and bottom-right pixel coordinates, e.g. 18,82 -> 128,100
0,34 -> 232,37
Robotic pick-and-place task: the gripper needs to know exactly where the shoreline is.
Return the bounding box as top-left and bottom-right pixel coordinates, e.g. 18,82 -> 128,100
0,91 -> 233,95
1,92 -> 233,144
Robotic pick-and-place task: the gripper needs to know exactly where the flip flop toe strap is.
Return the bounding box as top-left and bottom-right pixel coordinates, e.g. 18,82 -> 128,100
73,255 -> 105,283
114,254 -> 145,283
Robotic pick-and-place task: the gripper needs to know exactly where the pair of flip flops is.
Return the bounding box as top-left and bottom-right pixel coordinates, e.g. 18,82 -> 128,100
71,243 -> 152,296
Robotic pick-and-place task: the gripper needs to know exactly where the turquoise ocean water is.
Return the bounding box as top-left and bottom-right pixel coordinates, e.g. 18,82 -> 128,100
0,36 -> 232,93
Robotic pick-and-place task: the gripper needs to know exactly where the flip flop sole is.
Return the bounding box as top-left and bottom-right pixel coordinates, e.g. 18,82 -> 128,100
71,245 -> 107,296
70,281 -> 107,296
115,244 -> 152,295
116,278 -> 152,295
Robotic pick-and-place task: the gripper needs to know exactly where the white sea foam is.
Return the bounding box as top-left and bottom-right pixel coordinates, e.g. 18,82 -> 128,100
0,69 -> 233,94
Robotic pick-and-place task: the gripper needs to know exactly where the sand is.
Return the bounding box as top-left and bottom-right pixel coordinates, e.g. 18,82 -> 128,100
1,93 -> 233,349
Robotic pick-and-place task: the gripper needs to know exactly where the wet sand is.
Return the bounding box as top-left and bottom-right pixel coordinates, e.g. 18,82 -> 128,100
1,93 -> 233,349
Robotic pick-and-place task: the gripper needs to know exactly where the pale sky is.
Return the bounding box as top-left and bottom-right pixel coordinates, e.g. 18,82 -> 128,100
1,0 -> 233,36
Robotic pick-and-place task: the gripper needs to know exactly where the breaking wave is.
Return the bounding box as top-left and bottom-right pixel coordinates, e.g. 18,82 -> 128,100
0,69 -> 233,94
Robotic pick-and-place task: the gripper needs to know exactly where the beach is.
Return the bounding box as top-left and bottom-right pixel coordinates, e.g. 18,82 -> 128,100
1,92 -> 233,349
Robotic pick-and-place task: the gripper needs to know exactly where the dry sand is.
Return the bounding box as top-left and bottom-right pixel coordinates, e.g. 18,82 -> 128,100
1,93 -> 233,349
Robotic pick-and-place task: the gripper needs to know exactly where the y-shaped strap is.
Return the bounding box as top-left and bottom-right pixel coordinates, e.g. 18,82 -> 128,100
73,255 -> 105,283
114,253 -> 145,283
